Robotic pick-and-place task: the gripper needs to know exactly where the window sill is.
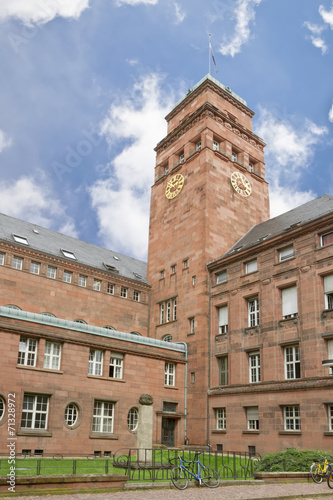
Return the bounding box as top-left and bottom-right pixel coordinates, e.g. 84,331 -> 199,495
89,433 -> 119,440
17,365 -> 63,374
278,431 -> 301,435
242,430 -> 260,435
164,385 -> 178,390
212,429 -> 226,434
17,430 -> 52,437
87,375 -> 125,383
156,320 -> 177,328
324,431 -> 333,436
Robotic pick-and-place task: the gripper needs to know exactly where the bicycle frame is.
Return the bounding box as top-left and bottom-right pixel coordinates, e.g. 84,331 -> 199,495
178,455 -> 206,484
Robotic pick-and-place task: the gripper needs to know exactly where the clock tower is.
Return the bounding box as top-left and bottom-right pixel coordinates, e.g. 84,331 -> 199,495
147,75 -> 270,445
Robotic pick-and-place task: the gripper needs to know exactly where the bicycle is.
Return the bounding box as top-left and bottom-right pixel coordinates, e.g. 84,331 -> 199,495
170,452 -> 220,489
310,457 -> 332,484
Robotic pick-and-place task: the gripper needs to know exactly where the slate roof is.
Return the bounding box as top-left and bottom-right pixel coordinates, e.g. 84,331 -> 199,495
218,194 -> 333,261
0,213 -> 148,285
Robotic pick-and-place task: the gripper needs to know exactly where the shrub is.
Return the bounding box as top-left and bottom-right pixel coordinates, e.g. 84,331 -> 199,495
255,448 -> 333,472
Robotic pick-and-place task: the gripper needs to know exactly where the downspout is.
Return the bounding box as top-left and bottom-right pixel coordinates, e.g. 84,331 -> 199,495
176,341 -> 188,445
207,267 -> 211,446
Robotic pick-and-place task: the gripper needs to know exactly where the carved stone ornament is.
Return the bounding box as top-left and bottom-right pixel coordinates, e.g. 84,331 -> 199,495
139,394 -> 154,406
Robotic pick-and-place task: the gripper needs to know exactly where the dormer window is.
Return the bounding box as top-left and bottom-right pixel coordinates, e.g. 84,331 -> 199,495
196,141 -> 201,152
13,234 -> 29,245
213,141 -> 219,151
231,152 -> 237,162
104,263 -> 119,273
61,249 -> 76,260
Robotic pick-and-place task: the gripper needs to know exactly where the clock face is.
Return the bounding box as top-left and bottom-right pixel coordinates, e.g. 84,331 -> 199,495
230,172 -> 252,197
165,174 -> 185,199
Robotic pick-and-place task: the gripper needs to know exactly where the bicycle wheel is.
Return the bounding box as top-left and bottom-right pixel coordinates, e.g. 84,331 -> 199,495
310,463 -> 323,484
327,466 -> 333,489
171,466 -> 188,490
201,466 -> 220,488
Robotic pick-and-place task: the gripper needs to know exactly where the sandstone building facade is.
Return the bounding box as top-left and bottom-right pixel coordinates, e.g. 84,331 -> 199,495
0,75 -> 333,456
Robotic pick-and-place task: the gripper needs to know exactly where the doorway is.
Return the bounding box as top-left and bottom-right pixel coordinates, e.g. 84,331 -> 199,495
161,418 -> 175,447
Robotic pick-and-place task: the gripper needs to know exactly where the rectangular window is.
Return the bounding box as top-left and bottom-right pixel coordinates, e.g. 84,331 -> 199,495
160,302 -> 165,324
329,405 -> 333,431
216,408 -> 226,430
43,342 -> 61,370
246,259 -> 257,274
121,287 -> 127,298
282,286 -> 298,319
79,275 -> 87,287
327,340 -> 333,375
284,405 -> 300,430
61,249 -> 76,260
92,401 -> 114,433
47,266 -> 56,279
322,232 -> 333,247
216,271 -> 227,284
21,395 -> 49,429
88,349 -> 103,376
213,140 -> 219,151
192,275 -> 196,285
17,337 -> 37,367
183,259 -> 189,269
171,264 -> 176,274
93,279 -> 101,291
63,271 -> 72,283
166,300 -> 171,322
218,306 -> 228,334
134,290 -> 140,302
179,152 -> 184,164
12,256 -> 23,270
165,362 -> 175,386
249,352 -> 260,383
107,283 -> 114,294
324,275 -> 333,310
231,151 -> 237,162
284,345 -> 300,379
248,297 -> 259,327
30,261 -> 40,275
196,141 -> 201,152
13,234 -> 28,245
249,162 -> 254,172
109,353 -> 123,379
160,270 -> 165,279
173,298 -> 177,320
189,317 -> 195,334
279,245 -> 294,262
219,357 -> 228,386
247,406 -> 259,430
0,252 -> 4,265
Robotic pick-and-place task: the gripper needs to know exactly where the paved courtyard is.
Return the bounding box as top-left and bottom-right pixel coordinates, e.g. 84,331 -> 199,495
1,481 -> 333,500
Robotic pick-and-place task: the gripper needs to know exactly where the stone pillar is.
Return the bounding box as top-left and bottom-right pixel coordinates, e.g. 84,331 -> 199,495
137,394 -> 153,463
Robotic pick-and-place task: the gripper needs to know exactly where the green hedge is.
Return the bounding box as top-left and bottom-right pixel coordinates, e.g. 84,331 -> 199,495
255,448 -> 333,472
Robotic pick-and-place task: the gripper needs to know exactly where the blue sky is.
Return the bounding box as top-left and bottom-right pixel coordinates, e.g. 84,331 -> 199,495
0,0 -> 332,261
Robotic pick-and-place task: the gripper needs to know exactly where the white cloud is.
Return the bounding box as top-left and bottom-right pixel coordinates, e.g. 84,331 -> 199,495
256,108 -> 327,218
219,0 -> 262,57
303,21 -> 327,54
0,176 -> 78,237
173,1 -> 186,24
90,74 -> 174,260
0,130 -> 12,153
319,4 -> 333,29
114,0 -> 158,5
329,102 -> 333,123
0,0 -> 90,26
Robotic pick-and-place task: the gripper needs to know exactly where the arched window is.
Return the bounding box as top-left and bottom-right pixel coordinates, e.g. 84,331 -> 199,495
104,326 -> 116,331
130,331 -> 141,336
127,408 -> 138,431
74,319 -> 87,324
163,335 -> 173,342
0,396 -> 5,421
5,305 -> 21,310
65,403 -> 78,427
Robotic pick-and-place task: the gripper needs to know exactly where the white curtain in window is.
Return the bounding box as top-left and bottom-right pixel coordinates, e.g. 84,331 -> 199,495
328,340 -> 333,359
282,286 -> 298,316
324,275 -> 333,294
247,407 -> 258,420
219,306 -> 228,326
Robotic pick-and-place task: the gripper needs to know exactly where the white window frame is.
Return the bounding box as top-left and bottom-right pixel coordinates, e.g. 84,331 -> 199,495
249,352 -> 260,383
92,401 -> 114,433
43,341 -> 61,370
163,334 -> 172,342
173,298 -> 177,320
322,232 -> 333,247
61,249 -> 76,260
329,404 -> 333,431
248,297 -> 259,327
107,283 -> 114,294
12,256 -> 23,270
218,306 -> 228,334
88,349 -> 103,376
160,302 -> 165,324
216,408 -> 226,430
127,408 -> 138,431
47,266 -> 56,279
246,259 -> 257,274
282,286 -> 298,319
324,275 -> 333,310
93,279 -> 101,291
171,264 -> 176,274
65,403 -> 78,427
17,337 -> 37,367
109,352 -> 123,379
279,246 -> 294,262
216,271 -> 227,284
219,356 -> 228,386
189,317 -> 195,334
166,300 -> 171,322
0,252 -> 4,265
63,271 -> 72,284
283,405 -> 300,431
284,345 -> 300,380
30,261 -> 40,275
21,395 -> 49,429
121,287 -> 127,298
0,396 -> 5,421
78,275 -> 86,287
192,275 -> 196,285
165,362 -> 175,386
247,406 -> 259,430
213,140 -> 219,151
327,339 -> 333,375
13,234 -> 28,245
134,290 -> 140,302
